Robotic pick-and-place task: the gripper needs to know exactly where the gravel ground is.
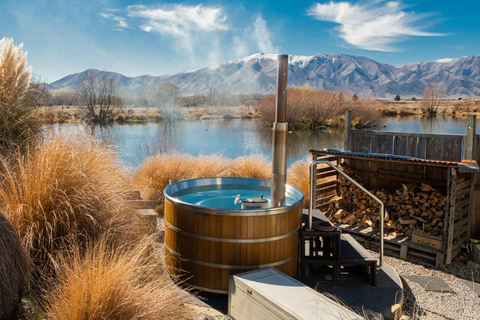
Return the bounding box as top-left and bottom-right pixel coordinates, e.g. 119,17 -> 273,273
158,216 -> 480,320
195,253 -> 480,320
374,251 -> 480,320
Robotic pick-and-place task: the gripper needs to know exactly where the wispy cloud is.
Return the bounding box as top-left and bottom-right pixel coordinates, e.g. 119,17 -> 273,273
307,1 -> 446,51
101,13 -> 129,29
127,4 -> 228,37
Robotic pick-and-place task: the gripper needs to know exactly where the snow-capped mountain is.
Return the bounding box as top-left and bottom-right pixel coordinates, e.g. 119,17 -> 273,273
49,53 -> 480,99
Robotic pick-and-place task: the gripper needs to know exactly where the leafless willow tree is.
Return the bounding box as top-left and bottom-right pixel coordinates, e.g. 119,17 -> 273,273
421,82 -> 445,116
147,82 -> 182,120
77,71 -> 118,123
23,75 -> 51,107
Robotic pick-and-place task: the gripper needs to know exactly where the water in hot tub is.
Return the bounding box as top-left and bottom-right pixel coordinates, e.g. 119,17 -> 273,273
176,189 -> 296,209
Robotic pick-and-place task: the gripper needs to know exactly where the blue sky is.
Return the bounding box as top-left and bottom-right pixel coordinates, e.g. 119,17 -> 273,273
1,0 -> 479,82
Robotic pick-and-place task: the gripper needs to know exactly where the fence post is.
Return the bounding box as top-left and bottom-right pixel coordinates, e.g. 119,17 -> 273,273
344,110 -> 352,151
464,115 -> 476,160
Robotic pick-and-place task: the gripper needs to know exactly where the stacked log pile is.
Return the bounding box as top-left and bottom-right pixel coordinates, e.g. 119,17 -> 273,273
324,176 -> 447,237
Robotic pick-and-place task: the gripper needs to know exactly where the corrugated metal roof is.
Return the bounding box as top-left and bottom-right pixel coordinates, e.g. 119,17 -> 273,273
309,149 -> 479,173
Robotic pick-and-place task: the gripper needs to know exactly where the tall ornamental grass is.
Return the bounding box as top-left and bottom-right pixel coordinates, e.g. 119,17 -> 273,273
0,132 -> 146,289
43,237 -> 191,320
0,37 -> 40,153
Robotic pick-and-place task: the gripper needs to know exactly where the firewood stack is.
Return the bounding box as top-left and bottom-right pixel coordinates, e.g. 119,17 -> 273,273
324,175 -> 446,237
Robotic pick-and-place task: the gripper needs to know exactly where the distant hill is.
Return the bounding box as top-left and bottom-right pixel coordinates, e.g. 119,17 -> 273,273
49,53 -> 480,99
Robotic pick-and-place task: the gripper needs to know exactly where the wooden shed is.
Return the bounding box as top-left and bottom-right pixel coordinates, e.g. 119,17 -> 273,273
309,112 -> 479,268
310,149 -> 477,267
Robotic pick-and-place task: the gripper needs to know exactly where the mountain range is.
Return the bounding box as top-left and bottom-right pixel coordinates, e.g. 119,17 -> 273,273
49,53 -> 480,99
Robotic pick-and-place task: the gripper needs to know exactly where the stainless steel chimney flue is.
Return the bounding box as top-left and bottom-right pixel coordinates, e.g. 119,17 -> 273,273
271,54 -> 288,207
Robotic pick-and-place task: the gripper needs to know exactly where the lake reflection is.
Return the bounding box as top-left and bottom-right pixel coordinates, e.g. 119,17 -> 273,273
52,116 -> 477,168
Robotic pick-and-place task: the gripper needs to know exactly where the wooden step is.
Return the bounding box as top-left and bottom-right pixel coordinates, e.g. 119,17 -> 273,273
341,234 -> 377,263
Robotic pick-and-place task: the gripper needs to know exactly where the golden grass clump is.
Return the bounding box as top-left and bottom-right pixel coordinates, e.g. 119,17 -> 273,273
0,132 -> 146,287
229,155 -> 272,180
0,211 -> 30,319
286,158 -> 310,208
133,153 -> 230,205
43,237 -> 191,320
192,154 -> 230,178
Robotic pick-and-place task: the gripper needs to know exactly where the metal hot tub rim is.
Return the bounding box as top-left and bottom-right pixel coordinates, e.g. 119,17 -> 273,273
164,177 -> 304,216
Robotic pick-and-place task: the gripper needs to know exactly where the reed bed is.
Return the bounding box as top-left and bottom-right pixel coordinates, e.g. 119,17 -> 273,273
0,211 -> 30,319
43,237 -> 191,320
0,132 -> 146,290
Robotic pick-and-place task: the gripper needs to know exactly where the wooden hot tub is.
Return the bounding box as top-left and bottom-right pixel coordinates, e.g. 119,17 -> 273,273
164,177 -> 304,293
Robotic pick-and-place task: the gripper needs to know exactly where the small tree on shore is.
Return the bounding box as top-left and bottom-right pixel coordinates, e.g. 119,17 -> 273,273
147,82 -> 182,120
421,82 -> 445,116
76,71 -> 118,123
394,94 -> 401,101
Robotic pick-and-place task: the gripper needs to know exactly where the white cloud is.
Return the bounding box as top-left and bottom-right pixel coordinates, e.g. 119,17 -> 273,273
101,12 -> 129,29
127,4 -> 228,37
307,1 -> 446,51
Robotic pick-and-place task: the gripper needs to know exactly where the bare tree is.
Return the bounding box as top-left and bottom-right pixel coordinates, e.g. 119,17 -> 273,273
147,82 -> 182,120
421,82 -> 445,116
77,70 -> 118,123
23,74 -> 51,107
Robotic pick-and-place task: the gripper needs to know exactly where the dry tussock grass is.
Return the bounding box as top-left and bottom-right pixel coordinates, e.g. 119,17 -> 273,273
43,237 -> 191,320
0,132 -> 146,290
0,211 -> 30,319
286,158 -> 310,208
134,154 -> 275,205
229,155 -> 272,180
133,153 -> 230,205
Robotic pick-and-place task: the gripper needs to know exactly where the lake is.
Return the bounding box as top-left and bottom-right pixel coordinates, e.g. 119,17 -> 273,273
52,116 -> 477,168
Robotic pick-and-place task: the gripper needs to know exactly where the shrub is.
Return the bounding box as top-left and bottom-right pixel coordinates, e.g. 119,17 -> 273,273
0,211 -> 30,319
0,132 -> 146,290
229,155 -> 271,179
43,237 -> 191,320
256,87 -> 382,129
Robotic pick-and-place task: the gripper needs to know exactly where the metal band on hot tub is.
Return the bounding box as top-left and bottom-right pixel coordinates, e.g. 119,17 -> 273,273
165,244 -> 298,270
164,219 -> 300,243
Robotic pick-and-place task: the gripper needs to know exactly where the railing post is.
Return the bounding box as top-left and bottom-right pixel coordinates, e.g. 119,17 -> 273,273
344,110 -> 352,151
464,115 -> 476,160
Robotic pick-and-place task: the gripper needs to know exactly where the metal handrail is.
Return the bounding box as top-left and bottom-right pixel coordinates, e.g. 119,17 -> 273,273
309,159 -> 384,269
